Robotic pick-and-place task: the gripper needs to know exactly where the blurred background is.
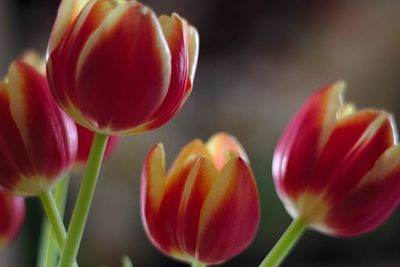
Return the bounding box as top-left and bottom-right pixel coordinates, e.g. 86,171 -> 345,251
2,0 -> 400,266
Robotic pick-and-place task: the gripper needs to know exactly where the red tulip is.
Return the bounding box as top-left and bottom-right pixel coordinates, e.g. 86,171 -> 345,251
0,61 -> 77,196
141,133 -> 260,265
47,0 -> 199,135
74,123 -> 120,167
273,81 -> 400,236
0,193 -> 25,248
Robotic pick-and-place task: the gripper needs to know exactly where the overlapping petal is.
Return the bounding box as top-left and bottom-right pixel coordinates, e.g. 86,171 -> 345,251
47,0 -> 199,135
273,81 -> 400,236
0,62 -> 77,195
141,133 -> 260,265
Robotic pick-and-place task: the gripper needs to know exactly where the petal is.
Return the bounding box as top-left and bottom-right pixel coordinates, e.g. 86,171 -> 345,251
175,157 -> 217,258
156,154 -> 201,259
167,139 -> 212,179
206,132 -> 249,170
309,110 -> 396,203
75,2 -> 171,132
196,157 -> 260,264
324,146 -> 400,236
141,143 -> 170,255
48,0 -> 91,54
144,13 -> 189,130
272,82 -> 345,200
47,0 -> 119,128
183,24 -> 199,101
0,85 -> 33,193
7,61 -> 77,194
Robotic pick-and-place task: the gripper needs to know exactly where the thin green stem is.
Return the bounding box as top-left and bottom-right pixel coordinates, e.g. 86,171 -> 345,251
58,133 -> 108,267
37,175 -> 70,267
191,261 -> 206,267
38,189 -> 77,267
259,217 -> 307,267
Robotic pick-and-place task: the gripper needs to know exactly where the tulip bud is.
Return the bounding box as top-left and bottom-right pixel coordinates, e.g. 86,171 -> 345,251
273,81 -> 400,236
141,133 -> 260,265
0,61 -> 77,196
0,193 -> 25,248
47,0 -> 199,135
74,123 -> 120,168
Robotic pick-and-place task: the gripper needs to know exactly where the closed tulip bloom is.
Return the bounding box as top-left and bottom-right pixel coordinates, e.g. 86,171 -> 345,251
47,0 -> 199,135
0,193 -> 25,248
273,81 -> 400,236
141,133 -> 260,265
0,61 -> 77,196
74,123 -> 120,167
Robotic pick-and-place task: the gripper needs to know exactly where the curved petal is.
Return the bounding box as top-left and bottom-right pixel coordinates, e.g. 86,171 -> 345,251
324,145 -> 400,236
144,13 -> 189,130
48,0 -> 91,54
183,24 -> 199,101
309,110 -> 395,203
272,82 -> 346,201
7,62 -> 77,194
167,139 -> 212,179
47,0 -> 119,128
196,157 -> 260,264
206,132 -> 249,170
75,2 -> 171,133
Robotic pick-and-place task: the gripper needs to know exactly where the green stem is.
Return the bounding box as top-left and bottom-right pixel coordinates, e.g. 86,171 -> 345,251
38,189 -> 77,267
37,176 -> 70,267
191,261 -> 206,267
58,133 -> 108,267
259,217 -> 307,267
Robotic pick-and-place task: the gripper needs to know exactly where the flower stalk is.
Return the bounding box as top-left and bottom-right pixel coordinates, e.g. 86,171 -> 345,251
58,133 -> 108,267
259,218 -> 307,267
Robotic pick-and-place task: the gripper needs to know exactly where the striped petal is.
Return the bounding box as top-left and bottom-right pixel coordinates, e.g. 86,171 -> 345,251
1,62 -> 77,195
273,81 -> 345,201
308,110 -> 395,203
183,25 -> 199,101
75,2 -> 171,133
48,0 -> 91,54
206,132 -> 250,170
48,0 -> 119,128
324,145 -> 400,236
144,13 -> 189,130
196,157 -> 260,264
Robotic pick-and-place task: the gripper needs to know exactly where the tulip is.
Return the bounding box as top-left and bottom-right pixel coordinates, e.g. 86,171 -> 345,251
141,133 -> 260,266
0,193 -> 25,248
47,0 -> 199,135
74,123 -> 120,168
0,61 -> 77,196
260,81 -> 400,267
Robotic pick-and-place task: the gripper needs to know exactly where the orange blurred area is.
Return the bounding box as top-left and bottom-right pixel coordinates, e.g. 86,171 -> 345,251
1,0 -> 400,266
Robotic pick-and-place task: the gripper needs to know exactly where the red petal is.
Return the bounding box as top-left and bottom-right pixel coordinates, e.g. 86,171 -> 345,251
196,158 -> 260,264
145,13 -> 189,130
308,110 -> 395,203
75,2 -> 171,132
324,146 -> 400,236
273,82 -> 345,200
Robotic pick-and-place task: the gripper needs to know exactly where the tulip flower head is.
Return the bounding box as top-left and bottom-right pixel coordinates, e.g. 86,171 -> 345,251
141,133 -> 260,265
273,81 -> 400,236
0,61 -> 77,196
0,193 -> 25,248
74,123 -> 120,168
47,0 -> 199,135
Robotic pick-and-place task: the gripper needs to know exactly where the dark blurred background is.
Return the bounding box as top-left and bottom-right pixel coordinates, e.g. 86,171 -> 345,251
1,0 -> 400,266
